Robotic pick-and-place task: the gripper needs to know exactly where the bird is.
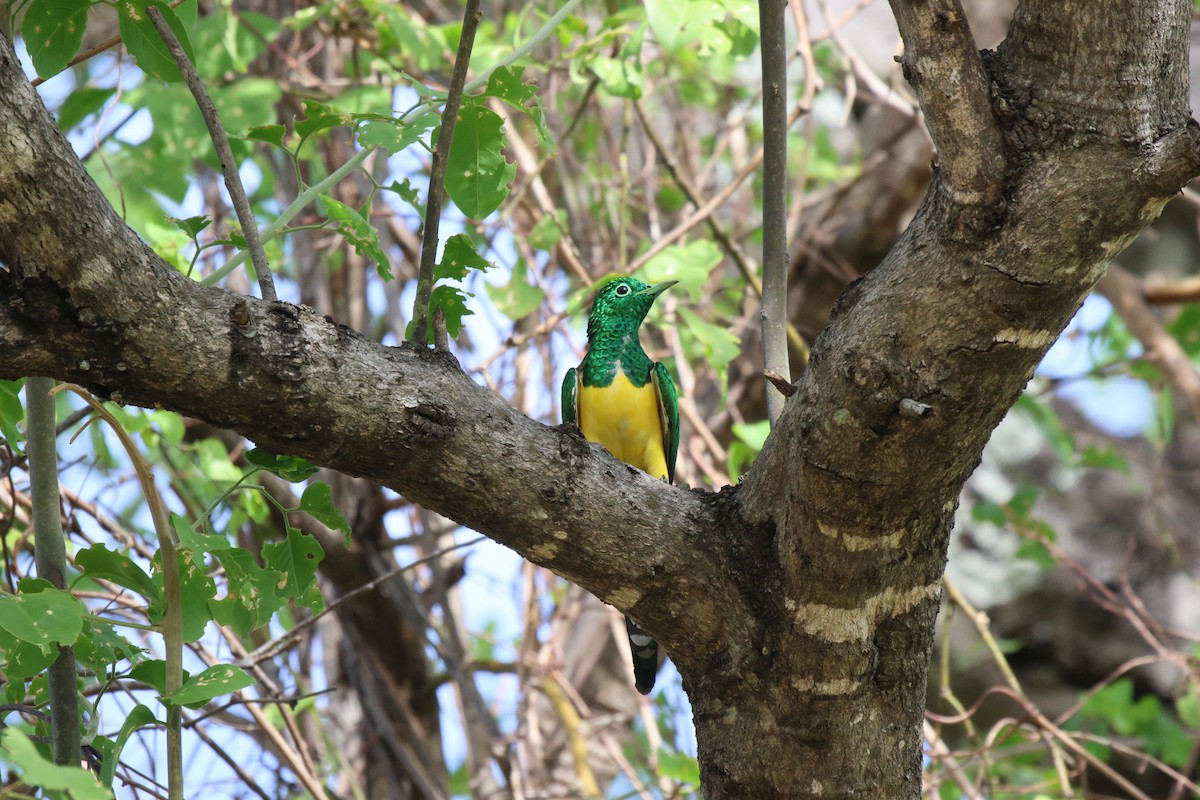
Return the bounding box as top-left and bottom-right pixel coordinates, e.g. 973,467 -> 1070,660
561,276 -> 679,694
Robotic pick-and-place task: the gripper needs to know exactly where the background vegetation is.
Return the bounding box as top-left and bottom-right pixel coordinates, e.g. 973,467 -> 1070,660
2,0 -> 1200,797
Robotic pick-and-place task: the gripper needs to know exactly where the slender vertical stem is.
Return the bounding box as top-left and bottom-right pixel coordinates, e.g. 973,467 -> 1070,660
25,377 -> 80,766
758,0 -> 792,423
147,5 -> 277,303
410,0 -> 483,346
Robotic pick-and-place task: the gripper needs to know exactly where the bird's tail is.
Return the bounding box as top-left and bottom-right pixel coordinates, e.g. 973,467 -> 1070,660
625,616 -> 659,694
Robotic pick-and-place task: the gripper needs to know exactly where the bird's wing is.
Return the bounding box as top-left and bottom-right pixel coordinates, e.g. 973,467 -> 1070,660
652,362 -> 679,484
562,367 -> 580,426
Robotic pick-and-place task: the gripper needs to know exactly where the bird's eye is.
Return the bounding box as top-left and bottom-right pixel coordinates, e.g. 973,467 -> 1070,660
615,284 -> 631,297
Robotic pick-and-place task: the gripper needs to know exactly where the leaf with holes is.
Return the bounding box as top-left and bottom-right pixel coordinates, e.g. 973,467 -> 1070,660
436,234 -> 492,280
116,0 -> 196,83
209,548 -> 286,637
76,543 -> 163,603
0,584 -> 84,649
321,195 -> 393,280
166,663 -> 254,706
262,527 -> 325,612
357,113 -> 438,155
444,101 -> 516,220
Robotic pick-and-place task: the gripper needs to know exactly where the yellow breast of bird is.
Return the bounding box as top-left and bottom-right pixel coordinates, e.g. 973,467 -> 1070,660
578,370 -> 668,480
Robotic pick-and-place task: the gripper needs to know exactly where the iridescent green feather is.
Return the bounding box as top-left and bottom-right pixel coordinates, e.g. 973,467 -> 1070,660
652,362 -> 679,484
562,367 -> 579,425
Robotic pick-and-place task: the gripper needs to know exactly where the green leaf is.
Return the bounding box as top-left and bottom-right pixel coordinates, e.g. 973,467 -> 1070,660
678,307 -> 739,392
1014,538 -> 1055,570
74,618 -> 145,679
436,233 -> 493,280
1008,485 -> 1039,518
657,749 -> 701,785
99,704 -> 159,788
209,548 -> 286,637
357,113 -> 438,155
406,284 -> 475,343
298,482 -> 351,542
171,511 -> 228,553
128,659 -> 188,696
262,528 -> 325,612
590,55 -> 644,99
150,549 -> 217,643
444,101 -> 516,220
245,448 -> 319,481
76,543 -> 163,603
57,87 -> 117,131
382,178 -> 423,213
0,585 -> 84,648
117,0 -> 196,83
167,214 -> 211,239
24,0 -> 92,79
166,663 -> 254,705
484,65 -> 538,108
294,99 -> 349,141
0,626 -> 58,681
0,378 -> 25,456
321,194 -> 394,280
638,240 -> 722,302
971,501 -> 1007,527
487,259 -> 544,320
0,729 -> 113,800
528,210 -> 566,251
234,123 -> 287,147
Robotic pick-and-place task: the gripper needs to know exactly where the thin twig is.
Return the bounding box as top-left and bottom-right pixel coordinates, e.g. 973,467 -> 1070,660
1097,263 -> 1200,420
410,0 -> 483,346
633,99 -> 810,361
238,536 -> 484,667
147,5 -> 276,303
758,0 -> 791,423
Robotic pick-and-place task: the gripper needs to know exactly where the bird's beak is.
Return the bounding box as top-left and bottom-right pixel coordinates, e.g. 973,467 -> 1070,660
637,280 -> 677,298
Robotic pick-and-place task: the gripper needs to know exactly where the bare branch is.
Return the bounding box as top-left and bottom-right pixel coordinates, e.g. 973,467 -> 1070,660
758,0 -> 791,423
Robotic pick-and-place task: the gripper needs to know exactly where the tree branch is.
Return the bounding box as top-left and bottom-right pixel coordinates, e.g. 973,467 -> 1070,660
889,0 -> 1004,217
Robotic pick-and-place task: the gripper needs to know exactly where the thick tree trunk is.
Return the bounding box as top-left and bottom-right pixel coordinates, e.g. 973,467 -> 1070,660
1,0 -> 1198,797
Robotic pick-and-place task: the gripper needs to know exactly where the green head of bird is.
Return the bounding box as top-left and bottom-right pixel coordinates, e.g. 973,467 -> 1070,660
586,277 -> 677,339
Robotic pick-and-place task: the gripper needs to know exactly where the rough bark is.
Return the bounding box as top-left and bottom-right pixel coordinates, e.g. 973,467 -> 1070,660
1,0 -> 1199,796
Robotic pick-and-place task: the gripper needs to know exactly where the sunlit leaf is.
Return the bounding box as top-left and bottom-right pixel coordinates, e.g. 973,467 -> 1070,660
76,543 -> 163,603
117,0 -> 196,83
24,0 -> 91,79
262,527 -> 325,611
321,194 -> 394,280
437,233 -> 493,280
166,663 -> 254,705
298,482 -> 352,542
0,729 -> 112,800
444,101 -> 516,220
0,584 -> 84,648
